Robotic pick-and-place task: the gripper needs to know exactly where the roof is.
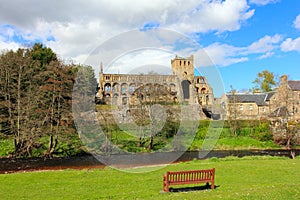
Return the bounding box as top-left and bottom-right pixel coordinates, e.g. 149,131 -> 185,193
288,81 -> 300,91
226,92 -> 274,106
269,106 -> 290,118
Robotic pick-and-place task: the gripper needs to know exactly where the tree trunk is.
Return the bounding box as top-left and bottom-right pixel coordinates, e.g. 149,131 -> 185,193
148,135 -> 153,150
290,149 -> 296,159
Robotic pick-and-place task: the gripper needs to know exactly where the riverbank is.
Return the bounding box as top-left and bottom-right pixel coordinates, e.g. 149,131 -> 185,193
1,149 -> 299,174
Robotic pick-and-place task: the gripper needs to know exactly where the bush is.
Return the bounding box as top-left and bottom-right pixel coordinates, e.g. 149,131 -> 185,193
253,122 -> 273,142
0,137 -> 14,157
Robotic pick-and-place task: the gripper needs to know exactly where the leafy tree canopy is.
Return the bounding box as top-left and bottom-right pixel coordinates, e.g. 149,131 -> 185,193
253,70 -> 277,92
30,43 -> 57,67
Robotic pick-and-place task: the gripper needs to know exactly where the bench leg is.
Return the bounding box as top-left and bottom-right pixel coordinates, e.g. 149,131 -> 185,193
163,176 -> 169,192
163,182 -> 169,192
211,181 -> 215,189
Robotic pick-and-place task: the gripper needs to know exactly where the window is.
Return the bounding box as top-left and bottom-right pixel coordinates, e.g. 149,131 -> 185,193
249,105 -> 253,110
121,84 -> 127,93
201,88 -> 206,94
104,83 -> 111,92
262,107 -> 265,113
201,78 -> 205,84
181,80 -> 190,99
239,105 -> 244,111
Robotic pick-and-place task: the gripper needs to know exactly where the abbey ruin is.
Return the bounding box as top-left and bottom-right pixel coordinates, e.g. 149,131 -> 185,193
97,55 -> 214,110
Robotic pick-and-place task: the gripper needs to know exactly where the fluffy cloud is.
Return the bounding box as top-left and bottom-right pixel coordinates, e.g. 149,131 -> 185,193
277,15 -> 300,53
281,37 -> 300,52
294,14 -> 300,30
0,0 -> 254,64
199,34 -> 281,67
247,34 -> 282,54
167,0 -> 254,33
200,43 -> 247,66
0,40 -> 20,52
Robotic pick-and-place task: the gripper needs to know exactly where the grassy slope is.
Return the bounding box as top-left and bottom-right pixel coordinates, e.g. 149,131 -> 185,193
0,156 -> 299,200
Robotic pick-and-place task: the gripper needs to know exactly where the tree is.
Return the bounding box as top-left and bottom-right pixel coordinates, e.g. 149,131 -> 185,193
128,83 -> 174,150
30,43 -> 57,67
227,85 -> 241,138
0,44 -> 82,157
253,70 -> 277,92
0,48 -> 34,155
37,61 -> 76,157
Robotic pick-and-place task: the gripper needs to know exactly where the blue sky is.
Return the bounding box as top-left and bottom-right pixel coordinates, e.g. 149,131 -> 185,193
0,0 -> 299,96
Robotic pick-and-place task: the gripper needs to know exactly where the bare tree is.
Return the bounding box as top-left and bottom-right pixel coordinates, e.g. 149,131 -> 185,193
128,83 -> 171,150
0,45 -> 81,157
227,86 -> 242,138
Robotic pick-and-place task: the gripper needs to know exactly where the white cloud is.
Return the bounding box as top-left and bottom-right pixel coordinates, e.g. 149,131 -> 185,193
294,14 -> 300,30
249,0 -> 279,6
198,34 -> 281,67
106,49 -> 174,74
247,34 -> 282,54
281,37 -> 300,52
258,52 -> 274,59
168,0 -> 254,33
0,40 -> 21,52
201,43 -> 248,66
0,0 -> 254,65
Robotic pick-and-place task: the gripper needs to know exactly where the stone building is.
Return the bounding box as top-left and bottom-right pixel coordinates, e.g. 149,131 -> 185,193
97,55 -> 214,108
269,75 -> 300,121
220,92 -> 274,120
220,75 -> 300,121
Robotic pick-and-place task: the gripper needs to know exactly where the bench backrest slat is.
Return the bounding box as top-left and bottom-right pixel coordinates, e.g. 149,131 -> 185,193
167,168 -> 214,183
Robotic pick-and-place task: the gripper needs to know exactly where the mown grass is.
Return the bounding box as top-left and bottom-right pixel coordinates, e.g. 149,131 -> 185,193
0,156 -> 299,199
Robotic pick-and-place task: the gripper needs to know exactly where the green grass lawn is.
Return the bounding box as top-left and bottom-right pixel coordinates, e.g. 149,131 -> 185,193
0,156 -> 299,199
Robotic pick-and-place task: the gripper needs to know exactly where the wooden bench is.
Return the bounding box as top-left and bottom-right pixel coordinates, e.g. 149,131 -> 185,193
163,168 -> 215,192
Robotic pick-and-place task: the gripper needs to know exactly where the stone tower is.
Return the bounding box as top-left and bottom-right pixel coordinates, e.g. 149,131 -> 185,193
171,54 -> 194,83
171,55 -> 195,102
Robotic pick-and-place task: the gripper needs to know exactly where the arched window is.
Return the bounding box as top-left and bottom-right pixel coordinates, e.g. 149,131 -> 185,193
122,96 -> 127,105
121,83 -> 127,93
206,95 -> 209,105
201,77 -> 205,83
129,83 -> 135,93
104,83 -> 111,92
181,80 -> 190,99
112,83 -> 119,92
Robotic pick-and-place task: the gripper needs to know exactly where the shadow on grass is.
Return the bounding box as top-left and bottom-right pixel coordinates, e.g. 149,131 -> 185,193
169,184 -> 220,193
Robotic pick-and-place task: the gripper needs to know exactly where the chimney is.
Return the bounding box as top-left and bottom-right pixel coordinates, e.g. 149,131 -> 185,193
280,74 -> 288,85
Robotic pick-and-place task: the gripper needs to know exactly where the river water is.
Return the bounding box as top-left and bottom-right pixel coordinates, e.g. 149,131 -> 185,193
0,149 -> 298,174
